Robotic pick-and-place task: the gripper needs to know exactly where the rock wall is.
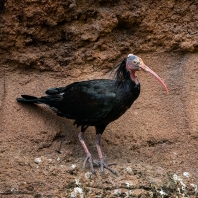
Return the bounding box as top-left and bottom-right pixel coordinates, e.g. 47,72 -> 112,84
1,0 -> 198,72
0,0 -> 198,197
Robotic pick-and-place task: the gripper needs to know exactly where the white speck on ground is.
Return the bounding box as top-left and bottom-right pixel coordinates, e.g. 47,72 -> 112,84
71,164 -> 77,169
159,189 -> 167,197
125,166 -> 132,173
183,172 -> 190,178
173,174 -> 186,191
71,187 -> 83,198
114,189 -> 121,195
34,157 -> 42,164
75,178 -> 81,186
85,172 -> 92,179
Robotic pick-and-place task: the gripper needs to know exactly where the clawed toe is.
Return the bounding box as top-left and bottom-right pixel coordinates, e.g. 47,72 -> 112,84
93,159 -> 117,175
79,131 -> 117,175
83,157 -> 117,175
83,155 -> 96,174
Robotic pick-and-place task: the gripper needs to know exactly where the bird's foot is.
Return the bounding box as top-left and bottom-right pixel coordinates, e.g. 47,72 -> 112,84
83,154 -> 96,174
93,159 -> 117,175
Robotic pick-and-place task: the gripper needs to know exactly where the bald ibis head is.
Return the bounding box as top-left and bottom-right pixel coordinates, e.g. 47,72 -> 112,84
126,54 -> 169,94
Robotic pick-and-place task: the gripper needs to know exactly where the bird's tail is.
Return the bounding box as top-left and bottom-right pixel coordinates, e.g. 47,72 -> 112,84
45,87 -> 67,95
16,95 -> 51,105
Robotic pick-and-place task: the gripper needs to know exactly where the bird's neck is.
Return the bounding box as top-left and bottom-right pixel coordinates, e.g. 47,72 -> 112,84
128,70 -> 139,84
125,63 -> 139,84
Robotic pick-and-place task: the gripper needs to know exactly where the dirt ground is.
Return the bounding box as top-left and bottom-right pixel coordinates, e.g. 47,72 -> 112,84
0,1 -> 198,197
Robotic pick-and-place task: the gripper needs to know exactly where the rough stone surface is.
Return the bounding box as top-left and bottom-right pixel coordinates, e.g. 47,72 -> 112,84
0,1 -> 198,197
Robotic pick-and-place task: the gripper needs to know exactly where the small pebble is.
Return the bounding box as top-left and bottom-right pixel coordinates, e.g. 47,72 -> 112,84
71,187 -> 83,198
74,187 -> 83,194
125,182 -> 131,188
159,189 -> 167,196
34,157 -> 42,164
85,172 -> 92,179
114,189 -> 121,195
125,166 -> 132,174
71,164 -> 77,169
75,178 -> 81,186
183,172 -> 190,177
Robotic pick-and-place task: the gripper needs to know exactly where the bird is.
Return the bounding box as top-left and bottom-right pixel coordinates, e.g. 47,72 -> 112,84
16,54 -> 168,175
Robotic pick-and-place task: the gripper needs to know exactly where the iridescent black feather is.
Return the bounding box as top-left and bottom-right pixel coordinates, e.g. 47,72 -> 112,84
16,57 -> 140,132
113,58 -> 131,89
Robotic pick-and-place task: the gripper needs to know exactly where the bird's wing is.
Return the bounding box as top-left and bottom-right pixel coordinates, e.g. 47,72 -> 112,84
48,80 -> 117,122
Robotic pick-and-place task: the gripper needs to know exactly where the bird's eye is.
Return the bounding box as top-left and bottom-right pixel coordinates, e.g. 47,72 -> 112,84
132,60 -> 137,64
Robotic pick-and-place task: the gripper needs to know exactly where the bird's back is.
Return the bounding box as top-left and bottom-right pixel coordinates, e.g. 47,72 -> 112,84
46,79 -> 140,126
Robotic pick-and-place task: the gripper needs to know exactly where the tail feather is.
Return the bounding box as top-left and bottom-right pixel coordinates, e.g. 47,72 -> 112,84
45,87 -> 67,95
16,95 -> 49,104
45,88 -> 59,95
16,94 -> 62,116
21,95 -> 38,100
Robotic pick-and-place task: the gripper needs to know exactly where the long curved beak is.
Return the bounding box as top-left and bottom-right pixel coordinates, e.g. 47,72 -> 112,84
140,62 -> 169,94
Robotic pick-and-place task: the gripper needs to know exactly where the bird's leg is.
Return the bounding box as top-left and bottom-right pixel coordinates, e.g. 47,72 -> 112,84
95,133 -> 117,175
78,131 -> 95,174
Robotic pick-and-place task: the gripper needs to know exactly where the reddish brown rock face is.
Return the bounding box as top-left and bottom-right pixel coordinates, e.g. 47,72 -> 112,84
0,1 -> 198,197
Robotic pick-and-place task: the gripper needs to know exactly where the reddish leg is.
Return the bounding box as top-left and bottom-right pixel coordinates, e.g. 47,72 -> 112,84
78,131 -> 95,174
95,133 -> 117,175
77,125 -> 117,175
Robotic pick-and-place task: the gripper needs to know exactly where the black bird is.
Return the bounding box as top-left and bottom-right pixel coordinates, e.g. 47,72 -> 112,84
16,54 -> 168,174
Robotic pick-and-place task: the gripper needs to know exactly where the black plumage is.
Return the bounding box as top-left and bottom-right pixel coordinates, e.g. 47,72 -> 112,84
16,54 -> 168,174
17,59 -> 140,133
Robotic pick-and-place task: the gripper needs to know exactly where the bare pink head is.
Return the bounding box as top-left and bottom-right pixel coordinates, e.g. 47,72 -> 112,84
126,54 -> 169,94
